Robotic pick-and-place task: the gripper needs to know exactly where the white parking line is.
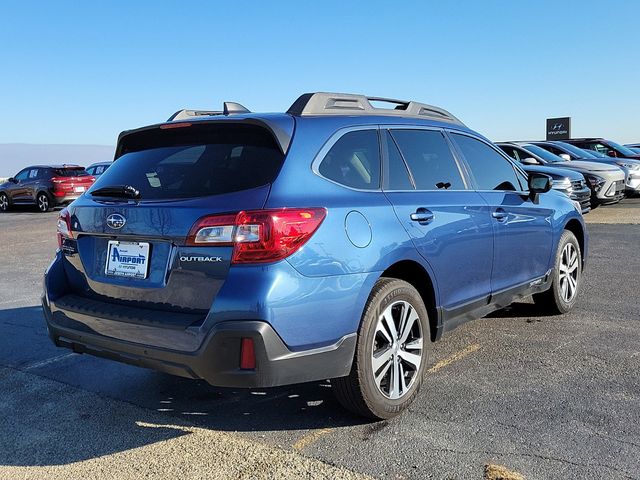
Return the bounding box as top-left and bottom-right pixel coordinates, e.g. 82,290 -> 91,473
24,353 -> 76,370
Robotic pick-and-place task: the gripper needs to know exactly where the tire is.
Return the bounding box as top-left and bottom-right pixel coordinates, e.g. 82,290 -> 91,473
0,193 -> 9,212
36,192 -> 52,212
533,230 -> 582,315
332,278 -> 431,419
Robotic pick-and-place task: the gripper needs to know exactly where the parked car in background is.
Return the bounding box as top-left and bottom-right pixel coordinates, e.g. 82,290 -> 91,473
565,138 -> 640,160
532,141 -> 640,196
626,146 -> 640,154
85,162 -> 112,178
498,142 -> 624,206
497,142 -> 591,213
0,165 -> 95,212
42,92 -> 587,419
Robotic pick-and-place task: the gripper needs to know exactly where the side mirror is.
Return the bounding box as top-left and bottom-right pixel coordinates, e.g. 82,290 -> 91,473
559,153 -> 572,161
607,150 -> 617,158
528,172 -> 552,202
8,177 -> 16,183
521,157 -> 538,165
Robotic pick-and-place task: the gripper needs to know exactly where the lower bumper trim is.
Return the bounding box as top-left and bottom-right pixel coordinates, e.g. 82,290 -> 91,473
44,303 -> 356,388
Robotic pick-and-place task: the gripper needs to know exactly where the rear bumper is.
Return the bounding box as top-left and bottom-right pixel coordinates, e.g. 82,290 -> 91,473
43,298 -> 355,387
51,193 -> 82,206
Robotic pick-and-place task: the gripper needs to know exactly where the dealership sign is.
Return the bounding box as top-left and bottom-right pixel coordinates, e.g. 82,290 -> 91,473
546,117 -> 571,140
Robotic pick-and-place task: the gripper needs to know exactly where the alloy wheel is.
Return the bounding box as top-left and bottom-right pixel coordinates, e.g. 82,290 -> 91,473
371,300 -> 423,400
559,243 -> 579,303
0,194 -> 7,211
38,194 -> 49,212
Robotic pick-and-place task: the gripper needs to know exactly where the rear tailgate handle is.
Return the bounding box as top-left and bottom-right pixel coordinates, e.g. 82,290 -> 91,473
410,208 -> 434,224
492,208 -> 508,221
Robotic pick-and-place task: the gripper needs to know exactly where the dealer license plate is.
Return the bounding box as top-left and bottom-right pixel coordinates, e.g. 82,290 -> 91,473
105,241 -> 150,279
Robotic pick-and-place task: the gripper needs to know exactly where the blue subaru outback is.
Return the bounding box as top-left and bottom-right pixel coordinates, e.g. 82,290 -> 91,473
43,93 -> 587,419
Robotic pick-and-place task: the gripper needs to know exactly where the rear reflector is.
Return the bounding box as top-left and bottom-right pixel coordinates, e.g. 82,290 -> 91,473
240,337 -> 256,370
186,208 -> 327,264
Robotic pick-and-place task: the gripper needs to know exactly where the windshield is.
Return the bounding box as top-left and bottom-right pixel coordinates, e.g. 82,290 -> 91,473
89,123 -> 284,200
53,168 -> 89,177
607,140 -> 638,157
522,144 -> 566,163
587,149 -> 607,158
554,142 -> 598,159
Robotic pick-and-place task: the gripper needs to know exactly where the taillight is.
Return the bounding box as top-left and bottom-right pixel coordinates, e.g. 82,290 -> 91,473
56,208 -> 73,248
186,208 -> 327,264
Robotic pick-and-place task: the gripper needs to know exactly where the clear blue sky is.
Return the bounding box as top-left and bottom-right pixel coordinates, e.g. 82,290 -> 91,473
1,0 -> 638,146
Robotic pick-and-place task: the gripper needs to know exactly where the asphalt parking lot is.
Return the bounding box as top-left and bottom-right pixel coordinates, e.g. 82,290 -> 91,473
1,200 -> 639,480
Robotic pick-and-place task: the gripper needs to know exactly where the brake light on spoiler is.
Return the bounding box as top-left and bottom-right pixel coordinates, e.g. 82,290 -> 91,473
186,208 -> 327,264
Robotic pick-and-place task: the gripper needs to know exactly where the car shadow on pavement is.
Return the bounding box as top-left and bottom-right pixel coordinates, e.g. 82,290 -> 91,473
0,305 -> 371,468
486,301 -> 559,319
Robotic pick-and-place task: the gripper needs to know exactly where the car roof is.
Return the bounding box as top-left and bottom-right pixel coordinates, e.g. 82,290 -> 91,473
20,164 -> 83,169
564,138 -> 605,142
168,92 -> 466,126
117,93 -> 481,158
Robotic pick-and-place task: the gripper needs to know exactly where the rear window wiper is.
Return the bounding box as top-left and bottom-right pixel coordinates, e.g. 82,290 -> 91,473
90,185 -> 141,199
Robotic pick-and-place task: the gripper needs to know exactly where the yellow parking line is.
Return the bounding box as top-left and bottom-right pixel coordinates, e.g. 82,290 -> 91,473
484,463 -> 526,480
292,428 -> 333,451
429,343 -> 481,373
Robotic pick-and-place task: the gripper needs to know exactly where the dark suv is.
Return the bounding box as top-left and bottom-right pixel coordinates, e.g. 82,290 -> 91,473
42,93 -> 587,418
0,165 -> 95,212
565,138 -> 640,160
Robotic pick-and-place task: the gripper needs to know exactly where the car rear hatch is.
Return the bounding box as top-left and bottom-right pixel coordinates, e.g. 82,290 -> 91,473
51,167 -> 95,198
52,120 -> 291,335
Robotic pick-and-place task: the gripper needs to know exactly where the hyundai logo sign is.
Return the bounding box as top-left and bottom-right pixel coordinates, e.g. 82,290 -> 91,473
106,213 -> 126,229
546,117 -> 571,140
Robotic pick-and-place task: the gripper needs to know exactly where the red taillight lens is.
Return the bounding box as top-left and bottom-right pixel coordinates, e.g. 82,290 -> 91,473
186,208 -> 327,264
240,337 -> 256,370
233,209 -> 326,264
56,208 -> 73,248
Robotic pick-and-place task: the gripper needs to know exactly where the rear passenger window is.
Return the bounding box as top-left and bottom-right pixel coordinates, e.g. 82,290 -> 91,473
385,131 -> 414,190
451,134 -> 520,191
390,130 -> 465,190
318,130 -> 380,190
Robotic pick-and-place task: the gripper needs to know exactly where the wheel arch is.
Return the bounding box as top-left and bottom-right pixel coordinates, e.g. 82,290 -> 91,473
563,218 -> 585,266
380,260 -> 440,342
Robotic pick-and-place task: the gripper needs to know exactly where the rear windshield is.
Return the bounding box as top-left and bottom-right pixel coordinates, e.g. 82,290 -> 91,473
89,123 -> 283,200
53,168 -> 89,177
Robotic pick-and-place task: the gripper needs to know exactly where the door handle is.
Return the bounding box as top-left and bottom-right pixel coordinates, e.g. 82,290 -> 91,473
492,208 -> 508,221
410,208 -> 434,224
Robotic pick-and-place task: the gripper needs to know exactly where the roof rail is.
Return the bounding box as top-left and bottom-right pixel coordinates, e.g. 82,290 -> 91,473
167,102 -> 251,122
287,92 -> 465,125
